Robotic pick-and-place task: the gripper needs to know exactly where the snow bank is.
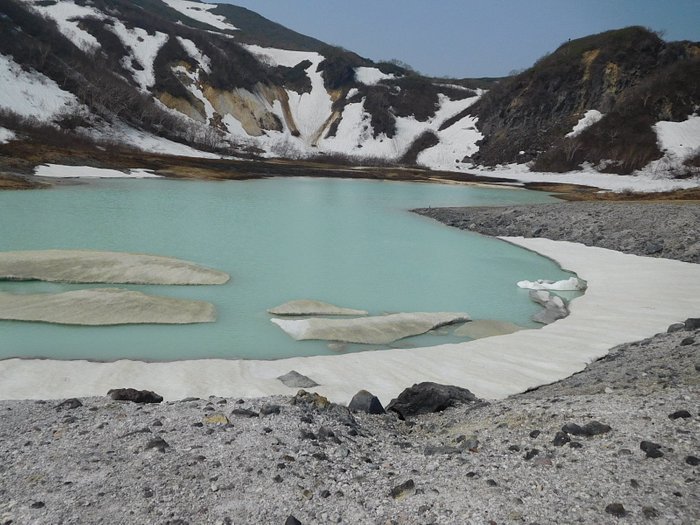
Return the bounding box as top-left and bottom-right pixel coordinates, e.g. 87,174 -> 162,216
354,67 -> 395,86
161,0 -> 237,31
0,127 -> 16,144
566,109 -> 603,138
34,164 -> 160,179
0,54 -> 80,120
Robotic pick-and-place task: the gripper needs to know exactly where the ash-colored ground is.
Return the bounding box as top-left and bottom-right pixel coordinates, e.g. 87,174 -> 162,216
1,201 -> 698,524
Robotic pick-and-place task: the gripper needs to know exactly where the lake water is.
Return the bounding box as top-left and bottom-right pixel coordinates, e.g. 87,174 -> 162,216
0,177 -> 574,361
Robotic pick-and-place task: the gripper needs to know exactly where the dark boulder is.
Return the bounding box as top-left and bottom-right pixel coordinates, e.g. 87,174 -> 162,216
561,421 -> 611,437
348,390 -> 385,414
108,388 -> 163,404
386,382 -> 479,419
684,318 -> 700,330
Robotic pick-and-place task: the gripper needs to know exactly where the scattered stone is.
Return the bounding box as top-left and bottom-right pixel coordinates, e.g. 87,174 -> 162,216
108,388 -> 163,404
277,371 -> 319,389
605,503 -> 627,517
553,431 -> 570,447
642,507 -> 659,518
390,480 -> 416,500
144,437 -> 170,453
285,515 -> 302,525
529,430 -> 541,438
640,441 -> 663,458
569,441 -> 583,449
30,502 -> 45,509
55,398 -> 82,410
386,382 -> 479,419
485,479 -> 498,487
291,390 -> 331,410
348,390 -> 385,415
424,445 -> 462,456
203,413 -> 230,425
685,456 -> 700,466
524,449 -> 540,460
259,404 -> 281,416
561,421 -> 611,436
680,337 -> 695,346
668,410 -> 691,419
230,408 -> 258,418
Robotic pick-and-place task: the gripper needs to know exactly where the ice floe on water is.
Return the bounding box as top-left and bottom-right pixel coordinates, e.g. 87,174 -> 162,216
272,312 -> 471,345
517,277 -> 587,291
0,249 -> 229,285
0,288 -> 216,326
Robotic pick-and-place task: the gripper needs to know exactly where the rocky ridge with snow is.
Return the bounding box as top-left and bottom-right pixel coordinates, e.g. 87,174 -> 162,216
0,1 -> 698,187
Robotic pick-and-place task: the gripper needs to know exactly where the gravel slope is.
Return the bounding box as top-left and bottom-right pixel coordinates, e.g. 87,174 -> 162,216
1,200 -> 699,524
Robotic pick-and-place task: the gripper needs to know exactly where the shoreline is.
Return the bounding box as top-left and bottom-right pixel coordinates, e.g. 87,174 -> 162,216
1,236 -> 699,404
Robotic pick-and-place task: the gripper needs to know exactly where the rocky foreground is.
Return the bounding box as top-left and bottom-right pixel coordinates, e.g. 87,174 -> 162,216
1,201 -> 699,524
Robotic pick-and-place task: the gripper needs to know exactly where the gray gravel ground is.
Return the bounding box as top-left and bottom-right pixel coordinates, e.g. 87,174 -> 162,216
1,200 -> 699,524
414,201 -> 700,263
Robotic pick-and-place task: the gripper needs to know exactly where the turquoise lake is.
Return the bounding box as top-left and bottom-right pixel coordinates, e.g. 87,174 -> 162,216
0,177 -> 574,361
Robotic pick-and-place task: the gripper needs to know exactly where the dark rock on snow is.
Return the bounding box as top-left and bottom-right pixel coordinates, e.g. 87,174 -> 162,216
277,370 -> 319,388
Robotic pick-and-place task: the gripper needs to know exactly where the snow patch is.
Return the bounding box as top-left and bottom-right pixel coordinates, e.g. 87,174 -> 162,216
653,114 -> 700,160
176,37 -> 212,73
0,127 -> 16,144
354,67 -> 395,86
566,109 -> 604,138
0,54 -> 81,120
109,21 -> 168,91
26,0 -> 104,52
161,0 -> 237,31
34,164 -> 160,179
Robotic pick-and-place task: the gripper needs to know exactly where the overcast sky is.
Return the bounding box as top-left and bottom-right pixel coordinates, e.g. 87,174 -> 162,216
222,0 -> 700,78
